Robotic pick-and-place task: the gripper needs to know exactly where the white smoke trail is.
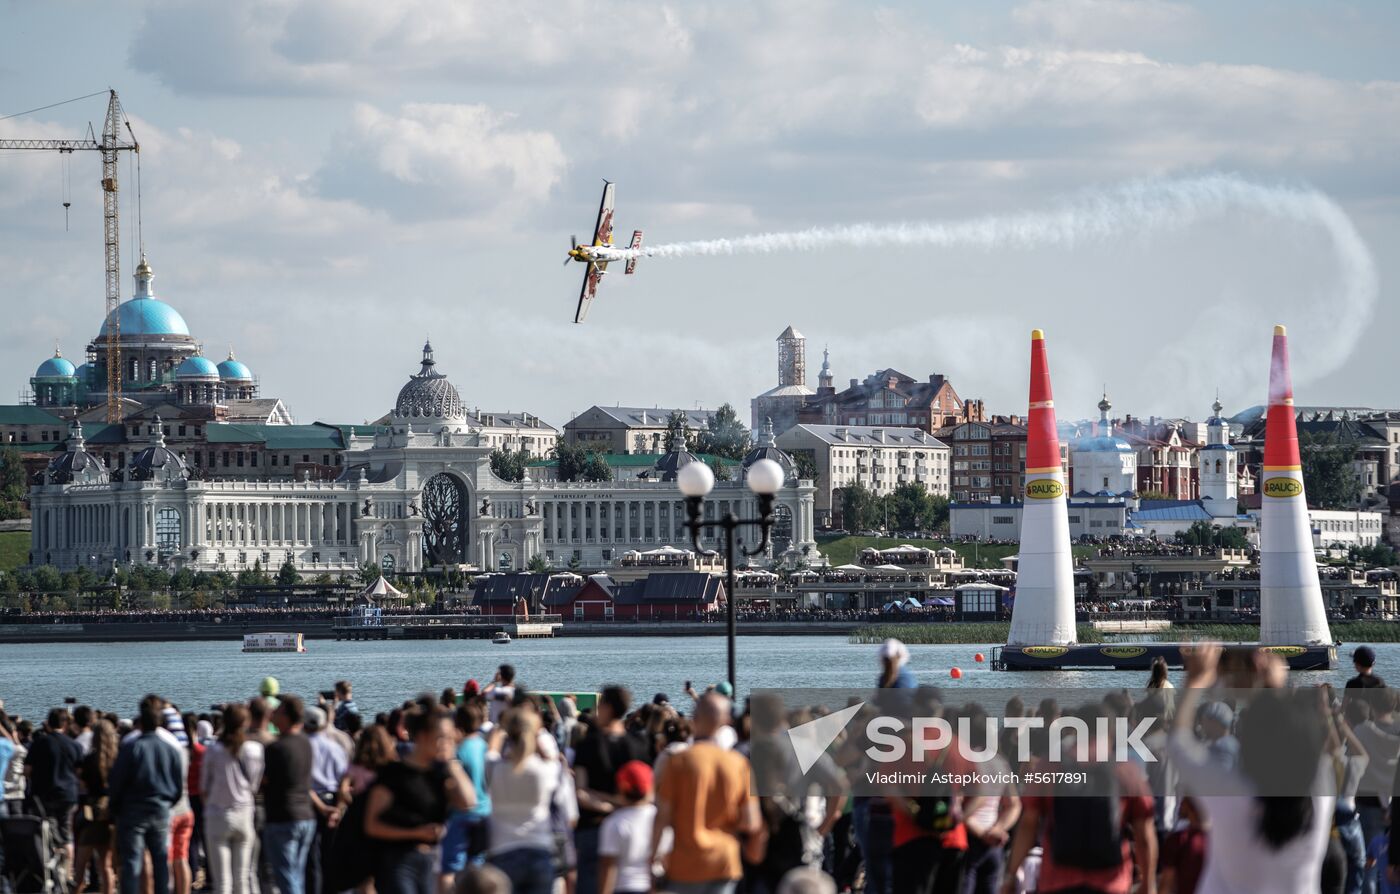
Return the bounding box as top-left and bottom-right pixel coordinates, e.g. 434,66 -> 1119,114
623,173 -> 1377,386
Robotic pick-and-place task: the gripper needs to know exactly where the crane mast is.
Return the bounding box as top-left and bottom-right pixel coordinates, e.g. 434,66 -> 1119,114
101,93 -> 125,424
0,89 -> 139,423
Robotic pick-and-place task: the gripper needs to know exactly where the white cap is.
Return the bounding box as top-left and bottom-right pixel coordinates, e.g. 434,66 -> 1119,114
879,638 -> 910,666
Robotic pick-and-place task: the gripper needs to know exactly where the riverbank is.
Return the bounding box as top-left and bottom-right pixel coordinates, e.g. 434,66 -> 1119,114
848,620 -> 1400,645
1,616 -> 1397,645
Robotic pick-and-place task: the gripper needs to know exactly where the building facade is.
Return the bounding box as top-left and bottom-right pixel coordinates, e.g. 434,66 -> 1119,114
564,406 -> 717,455
934,418 -> 1064,505
29,344 -> 818,575
774,424 -> 949,526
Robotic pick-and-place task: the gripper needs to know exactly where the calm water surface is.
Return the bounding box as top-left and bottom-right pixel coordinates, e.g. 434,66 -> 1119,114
0,636 -> 1382,719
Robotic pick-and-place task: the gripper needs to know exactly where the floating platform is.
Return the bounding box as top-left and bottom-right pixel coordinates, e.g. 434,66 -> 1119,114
993,642 -> 1337,671
334,616 -> 561,641
242,632 -> 306,653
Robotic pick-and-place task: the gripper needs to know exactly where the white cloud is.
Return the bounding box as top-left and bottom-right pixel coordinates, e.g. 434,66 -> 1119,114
1011,0 -> 1198,47
315,102 -> 567,220
131,0 -> 694,94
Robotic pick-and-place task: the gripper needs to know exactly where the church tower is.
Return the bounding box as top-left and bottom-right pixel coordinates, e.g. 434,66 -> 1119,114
1199,396 -> 1238,518
817,347 -> 834,394
777,326 -> 806,388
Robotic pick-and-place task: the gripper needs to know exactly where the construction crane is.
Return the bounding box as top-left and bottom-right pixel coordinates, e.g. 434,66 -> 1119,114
0,90 -> 140,422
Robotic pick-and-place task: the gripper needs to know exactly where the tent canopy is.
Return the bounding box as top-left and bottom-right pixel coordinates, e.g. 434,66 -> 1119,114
359,575 -> 406,601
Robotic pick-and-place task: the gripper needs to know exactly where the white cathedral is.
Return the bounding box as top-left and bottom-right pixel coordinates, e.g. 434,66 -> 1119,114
28,343 -> 818,575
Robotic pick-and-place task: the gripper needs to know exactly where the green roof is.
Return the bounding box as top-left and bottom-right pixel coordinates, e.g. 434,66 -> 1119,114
0,405 -> 66,425
527,452 -> 737,469
332,424 -> 386,438
204,422 -> 345,450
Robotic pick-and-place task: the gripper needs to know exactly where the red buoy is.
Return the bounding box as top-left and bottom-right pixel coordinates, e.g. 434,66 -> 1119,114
974,652 -> 986,663
950,667 -> 963,679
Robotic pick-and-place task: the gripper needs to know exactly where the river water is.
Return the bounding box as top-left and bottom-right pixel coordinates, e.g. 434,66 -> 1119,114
0,636 -> 1388,720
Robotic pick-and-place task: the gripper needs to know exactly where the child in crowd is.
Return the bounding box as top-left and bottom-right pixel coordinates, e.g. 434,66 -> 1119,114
597,760 -> 670,894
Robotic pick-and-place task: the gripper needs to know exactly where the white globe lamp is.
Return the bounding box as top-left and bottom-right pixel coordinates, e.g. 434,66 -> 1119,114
677,460 -> 716,498
745,458 -> 785,495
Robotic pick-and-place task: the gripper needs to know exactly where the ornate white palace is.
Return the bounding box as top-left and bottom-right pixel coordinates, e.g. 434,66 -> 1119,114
28,343 -> 818,575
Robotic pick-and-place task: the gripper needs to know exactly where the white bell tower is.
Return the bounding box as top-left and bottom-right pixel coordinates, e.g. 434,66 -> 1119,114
1199,397 -> 1237,518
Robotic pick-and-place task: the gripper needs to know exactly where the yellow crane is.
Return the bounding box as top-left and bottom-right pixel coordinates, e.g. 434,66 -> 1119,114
0,89 -> 140,423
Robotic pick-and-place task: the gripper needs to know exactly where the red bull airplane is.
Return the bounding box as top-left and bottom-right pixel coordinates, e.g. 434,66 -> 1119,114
566,180 -> 642,323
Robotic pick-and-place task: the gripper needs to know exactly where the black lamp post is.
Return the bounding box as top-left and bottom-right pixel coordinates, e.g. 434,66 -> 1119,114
676,457 -> 785,693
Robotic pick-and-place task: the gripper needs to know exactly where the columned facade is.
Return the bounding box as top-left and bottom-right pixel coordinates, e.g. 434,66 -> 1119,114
29,344 -> 819,574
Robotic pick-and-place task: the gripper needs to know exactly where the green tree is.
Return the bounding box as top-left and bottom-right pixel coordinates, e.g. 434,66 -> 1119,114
553,439 -> 612,483
489,447 -> 532,482
694,404 -> 750,461
236,559 -> 271,588
1137,489 -> 1171,501
707,458 -> 732,482
358,561 -> 383,586
567,553 -> 583,572
526,554 -> 551,573
188,590 -> 213,610
1299,430 -> 1363,509
580,452 -> 613,482
276,557 -> 300,586
31,565 -> 62,593
791,450 -> 820,488
0,446 -> 27,519
1351,543 -> 1399,567
925,495 -> 951,532
1177,520 -> 1249,549
839,484 -> 880,533
170,568 -> 196,591
885,482 -> 933,532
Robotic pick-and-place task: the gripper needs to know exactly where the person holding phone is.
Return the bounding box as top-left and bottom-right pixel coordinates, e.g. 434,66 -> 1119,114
483,666 -> 517,726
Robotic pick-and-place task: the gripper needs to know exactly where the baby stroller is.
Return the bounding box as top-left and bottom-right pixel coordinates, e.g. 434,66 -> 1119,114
0,803 -> 69,894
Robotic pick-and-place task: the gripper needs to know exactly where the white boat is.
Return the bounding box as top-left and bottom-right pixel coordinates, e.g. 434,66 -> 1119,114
242,632 -> 306,653
492,631 -> 511,645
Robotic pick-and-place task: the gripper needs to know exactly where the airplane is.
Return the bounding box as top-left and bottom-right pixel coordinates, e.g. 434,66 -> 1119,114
566,180 -> 643,323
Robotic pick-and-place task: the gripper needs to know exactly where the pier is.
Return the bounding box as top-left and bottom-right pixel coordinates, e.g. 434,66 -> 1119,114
333,613 -> 563,641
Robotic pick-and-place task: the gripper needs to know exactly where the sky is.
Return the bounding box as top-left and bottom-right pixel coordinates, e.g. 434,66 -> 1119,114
2,0 -> 1398,430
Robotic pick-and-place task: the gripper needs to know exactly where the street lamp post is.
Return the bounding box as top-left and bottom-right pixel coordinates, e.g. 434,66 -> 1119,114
677,458 -> 784,694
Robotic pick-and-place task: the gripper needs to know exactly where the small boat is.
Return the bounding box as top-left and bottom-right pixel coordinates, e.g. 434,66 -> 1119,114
242,632 -> 306,653
492,631 -> 511,645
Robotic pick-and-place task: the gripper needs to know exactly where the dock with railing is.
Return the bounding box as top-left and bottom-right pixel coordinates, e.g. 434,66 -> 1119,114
333,613 -> 563,640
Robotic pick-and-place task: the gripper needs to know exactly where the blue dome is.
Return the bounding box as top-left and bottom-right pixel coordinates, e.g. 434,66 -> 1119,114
73,362 -> 92,386
100,297 -> 190,338
1074,434 -> 1134,453
175,355 -> 220,379
35,355 -> 76,379
218,358 -> 252,381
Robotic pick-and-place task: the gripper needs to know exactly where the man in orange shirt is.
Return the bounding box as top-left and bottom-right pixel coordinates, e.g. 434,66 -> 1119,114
652,693 -> 764,894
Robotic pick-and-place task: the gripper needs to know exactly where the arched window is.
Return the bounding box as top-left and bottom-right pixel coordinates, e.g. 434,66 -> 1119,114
156,507 -> 182,554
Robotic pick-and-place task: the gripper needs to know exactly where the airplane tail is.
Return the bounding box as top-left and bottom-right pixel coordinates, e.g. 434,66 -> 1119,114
625,230 -> 642,274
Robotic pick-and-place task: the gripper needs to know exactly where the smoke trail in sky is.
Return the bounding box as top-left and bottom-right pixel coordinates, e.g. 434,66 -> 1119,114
623,173 -> 1377,385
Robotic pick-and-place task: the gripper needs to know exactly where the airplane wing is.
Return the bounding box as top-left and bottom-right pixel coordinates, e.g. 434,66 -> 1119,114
592,181 -> 615,246
574,262 -> 604,323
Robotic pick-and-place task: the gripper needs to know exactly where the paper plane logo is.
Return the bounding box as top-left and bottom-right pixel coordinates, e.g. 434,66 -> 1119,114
787,701 -> 865,774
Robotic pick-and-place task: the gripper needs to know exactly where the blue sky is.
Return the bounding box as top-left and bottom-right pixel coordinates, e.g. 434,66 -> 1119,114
2,0 -> 1398,427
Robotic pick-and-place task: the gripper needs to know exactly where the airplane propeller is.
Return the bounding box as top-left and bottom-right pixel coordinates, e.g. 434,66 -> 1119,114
563,234 -> 578,266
